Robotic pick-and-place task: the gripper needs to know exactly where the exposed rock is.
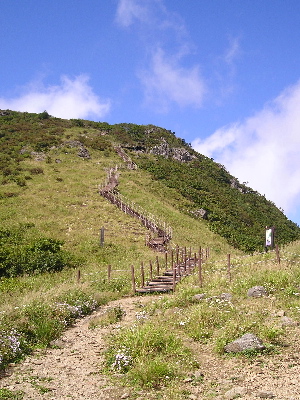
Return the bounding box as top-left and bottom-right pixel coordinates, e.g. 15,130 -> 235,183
191,208 -> 208,219
247,286 -> 268,298
150,138 -> 196,162
172,147 -> 195,162
281,316 -> 299,327
31,151 -> 46,161
257,391 -> 275,398
224,386 -> 248,399
220,293 -> 232,301
20,146 -> 31,155
230,178 -> 239,189
224,333 -> 265,353
193,293 -> 206,301
64,140 -> 90,159
77,146 -> 90,159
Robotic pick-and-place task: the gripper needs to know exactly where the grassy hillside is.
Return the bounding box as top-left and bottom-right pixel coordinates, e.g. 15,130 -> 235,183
1,110 -> 299,253
1,110 -> 300,399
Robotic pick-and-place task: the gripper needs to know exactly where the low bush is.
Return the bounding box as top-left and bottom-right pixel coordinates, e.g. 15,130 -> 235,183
0,229 -> 79,277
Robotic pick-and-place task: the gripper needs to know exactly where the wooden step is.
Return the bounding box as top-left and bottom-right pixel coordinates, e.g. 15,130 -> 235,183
136,287 -> 173,293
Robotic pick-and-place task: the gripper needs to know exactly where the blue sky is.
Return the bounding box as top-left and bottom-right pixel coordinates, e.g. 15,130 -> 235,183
1,0 -> 300,225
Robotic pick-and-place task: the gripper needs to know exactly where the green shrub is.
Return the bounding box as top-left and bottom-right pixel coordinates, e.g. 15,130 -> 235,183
0,234 -> 78,277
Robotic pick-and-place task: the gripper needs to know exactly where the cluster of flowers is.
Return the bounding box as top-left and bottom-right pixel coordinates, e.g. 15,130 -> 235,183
0,328 -> 22,368
54,298 -> 98,326
135,311 -> 149,322
111,347 -> 132,372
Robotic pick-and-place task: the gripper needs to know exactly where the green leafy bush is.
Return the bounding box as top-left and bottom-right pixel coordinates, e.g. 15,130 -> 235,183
0,226 -> 78,277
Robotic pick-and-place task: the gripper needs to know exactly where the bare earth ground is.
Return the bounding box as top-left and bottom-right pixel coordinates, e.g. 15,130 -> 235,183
1,295 -> 300,400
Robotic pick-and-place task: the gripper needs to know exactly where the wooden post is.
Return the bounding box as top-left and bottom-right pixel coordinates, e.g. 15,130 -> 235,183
173,263 -> 176,292
184,247 -> 187,273
227,254 -> 231,282
177,262 -> 181,280
187,254 -> 191,275
198,251 -> 203,287
131,265 -> 136,293
276,244 -> 281,265
176,245 -> 179,264
100,227 -> 105,247
140,262 -> 145,288
165,251 -> 168,271
149,260 -> 153,281
77,269 -> 81,283
171,249 -> 174,272
156,256 -> 160,276
107,265 -> 112,281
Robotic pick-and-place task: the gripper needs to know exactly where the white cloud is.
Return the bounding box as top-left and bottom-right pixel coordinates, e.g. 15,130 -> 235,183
0,75 -> 111,119
116,1 -> 203,111
192,80 -> 300,217
115,0 -> 151,27
139,48 -> 205,111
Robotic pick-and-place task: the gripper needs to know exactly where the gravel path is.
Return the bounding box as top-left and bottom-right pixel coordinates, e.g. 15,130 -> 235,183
1,296 -> 300,400
0,296 -> 155,400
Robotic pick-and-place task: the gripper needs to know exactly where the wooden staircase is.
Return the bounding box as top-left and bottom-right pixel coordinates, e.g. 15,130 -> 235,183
133,255 -> 201,294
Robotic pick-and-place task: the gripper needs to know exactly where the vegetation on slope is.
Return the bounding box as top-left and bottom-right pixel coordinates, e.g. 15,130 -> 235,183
1,110 -> 300,398
1,109 -> 299,253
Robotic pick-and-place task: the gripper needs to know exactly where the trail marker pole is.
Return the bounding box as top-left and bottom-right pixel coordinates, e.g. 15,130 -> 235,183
173,263 -> 176,292
100,227 -> 105,247
107,265 -> 111,281
77,269 -> 81,284
131,265 -> 136,293
140,262 -> 145,287
276,244 -> 281,265
227,254 -> 231,282
198,251 -> 203,287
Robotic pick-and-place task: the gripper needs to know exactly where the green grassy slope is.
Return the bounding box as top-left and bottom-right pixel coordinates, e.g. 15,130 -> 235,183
1,110 -> 299,254
2,111 -> 300,398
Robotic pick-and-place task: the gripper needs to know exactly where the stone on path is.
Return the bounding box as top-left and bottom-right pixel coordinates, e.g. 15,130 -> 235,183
224,333 -> 265,353
224,386 -> 248,399
247,286 -> 268,298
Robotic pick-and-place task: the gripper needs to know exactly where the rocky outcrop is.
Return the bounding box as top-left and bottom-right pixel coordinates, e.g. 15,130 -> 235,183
64,141 -> 90,159
191,208 -> 208,219
150,138 -> 196,162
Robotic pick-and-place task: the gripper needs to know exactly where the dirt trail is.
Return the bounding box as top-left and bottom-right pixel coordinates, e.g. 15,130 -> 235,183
0,296 -> 156,400
1,295 -> 300,400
